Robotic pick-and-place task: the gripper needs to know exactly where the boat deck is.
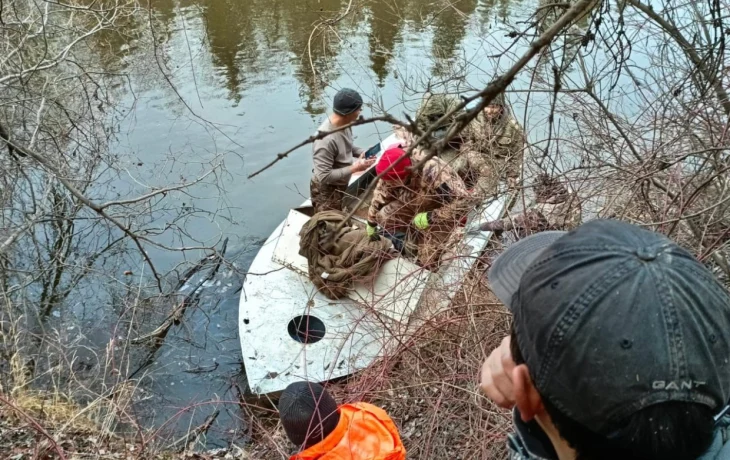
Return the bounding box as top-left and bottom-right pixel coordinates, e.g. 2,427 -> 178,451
238,132 -> 515,394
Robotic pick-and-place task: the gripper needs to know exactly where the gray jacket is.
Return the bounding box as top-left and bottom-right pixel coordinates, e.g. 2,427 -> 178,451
312,118 -> 364,186
508,409 -> 730,460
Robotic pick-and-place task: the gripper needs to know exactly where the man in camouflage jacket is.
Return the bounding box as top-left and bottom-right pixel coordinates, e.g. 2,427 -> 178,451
458,93 -> 525,190
367,147 -> 474,265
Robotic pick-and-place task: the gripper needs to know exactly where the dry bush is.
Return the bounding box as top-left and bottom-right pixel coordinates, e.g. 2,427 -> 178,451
234,266 -> 513,460
359,275 -> 511,459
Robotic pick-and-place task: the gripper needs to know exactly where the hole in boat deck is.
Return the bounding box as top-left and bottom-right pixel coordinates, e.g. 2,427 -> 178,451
287,315 -> 326,344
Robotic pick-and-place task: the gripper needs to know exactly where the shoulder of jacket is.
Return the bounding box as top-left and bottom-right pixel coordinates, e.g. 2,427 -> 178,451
425,155 -> 448,168
373,180 -> 389,195
420,159 -> 441,181
314,134 -> 337,149
345,401 -> 390,415
696,418 -> 730,459
508,117 -> 523,131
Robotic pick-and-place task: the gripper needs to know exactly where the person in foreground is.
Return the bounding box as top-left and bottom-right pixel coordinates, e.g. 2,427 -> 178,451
310,88 -> 375,213
481,219 -> 730,460
279,381 -> 405,460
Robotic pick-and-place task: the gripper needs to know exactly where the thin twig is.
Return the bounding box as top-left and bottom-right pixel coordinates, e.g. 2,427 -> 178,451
6,137 -> 166,291
247,115 -> 408,179
182,410 -> 220,452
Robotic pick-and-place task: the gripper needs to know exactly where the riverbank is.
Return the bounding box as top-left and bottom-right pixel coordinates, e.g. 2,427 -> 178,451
1,266 -> 512,459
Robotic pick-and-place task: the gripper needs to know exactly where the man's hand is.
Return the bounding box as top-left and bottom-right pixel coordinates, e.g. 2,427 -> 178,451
351,158 -> 375,174
479,336 -> 517,408
413,212 -> 431,230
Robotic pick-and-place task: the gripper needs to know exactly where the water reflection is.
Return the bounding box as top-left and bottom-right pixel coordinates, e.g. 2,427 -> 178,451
190,0 -> 352,113
483,0 -> 520,22
430,0 -> 478,76
367,0 -> 407,86
199,0 -> 259,103
289,0 -> 349,114
136,0 -> 512,113
151,0 -> 178,36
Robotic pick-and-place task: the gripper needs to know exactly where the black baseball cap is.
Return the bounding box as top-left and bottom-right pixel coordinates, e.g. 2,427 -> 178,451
488,219 -> 730,434
333,88 -> 363,116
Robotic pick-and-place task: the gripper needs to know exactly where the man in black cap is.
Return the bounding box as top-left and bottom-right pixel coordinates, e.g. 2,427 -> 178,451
480,219 -> 730,459
310,88 -> 375,213
278,381 -> 405,459
279,381 -> 340,450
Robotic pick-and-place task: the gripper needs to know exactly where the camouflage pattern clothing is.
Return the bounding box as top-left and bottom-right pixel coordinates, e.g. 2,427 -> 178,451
460,107 -> 525,182
461,93 -> 523,159
480,175 -> 581,238
367,149 -> 470,230
440,148 -> 501,196
367,149 -> 474,266
415,93 -> 463,135
485,197 -> 581,238
310,179 -> 348,213
412,91 -> 524,169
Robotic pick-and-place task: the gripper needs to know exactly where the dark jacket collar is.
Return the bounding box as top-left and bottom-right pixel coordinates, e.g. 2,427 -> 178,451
508,409 -> 730,460
508,409 -> 558,460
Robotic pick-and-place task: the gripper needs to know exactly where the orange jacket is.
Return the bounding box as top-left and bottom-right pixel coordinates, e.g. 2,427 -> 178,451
290,402 -> 406,460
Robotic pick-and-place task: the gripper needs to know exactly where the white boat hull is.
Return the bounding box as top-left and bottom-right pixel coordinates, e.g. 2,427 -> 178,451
239,133 -> 509,394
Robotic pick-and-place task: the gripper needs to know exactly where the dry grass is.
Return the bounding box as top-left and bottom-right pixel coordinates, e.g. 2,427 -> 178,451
352,269 -> 513,460
0,396 -> 253,459
237,259 -> 514,460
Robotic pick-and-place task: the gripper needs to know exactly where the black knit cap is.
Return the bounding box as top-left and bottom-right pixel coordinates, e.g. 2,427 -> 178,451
279,381 -> 340,447
333,88 -> 363,116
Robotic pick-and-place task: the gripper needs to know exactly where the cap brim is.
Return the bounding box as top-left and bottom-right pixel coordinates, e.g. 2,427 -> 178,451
333,105 -> 362,116
488,231 -> 567,310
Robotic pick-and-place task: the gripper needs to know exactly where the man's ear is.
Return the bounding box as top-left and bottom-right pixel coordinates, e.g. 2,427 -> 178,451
512,364 -> 544,422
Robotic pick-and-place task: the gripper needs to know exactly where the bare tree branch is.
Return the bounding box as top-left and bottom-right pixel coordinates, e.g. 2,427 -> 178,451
626,0 -> 730,117
247,114 -> 409,179
338,0 -> 600,225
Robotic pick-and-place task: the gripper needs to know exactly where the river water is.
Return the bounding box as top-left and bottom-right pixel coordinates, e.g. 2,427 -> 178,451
122,0 -> 539,251
66,0 -> 555,448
